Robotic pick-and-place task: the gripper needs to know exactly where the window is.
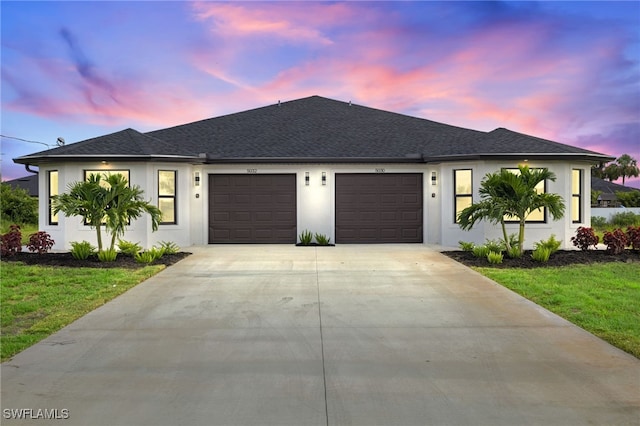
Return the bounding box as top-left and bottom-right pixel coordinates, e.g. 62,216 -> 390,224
503,168 -> 546,222
572,169 -> 582,223
84,170 -> 129,185
158,170 -> 176,224
48,171 -> 58,225
454,169 -> 473,223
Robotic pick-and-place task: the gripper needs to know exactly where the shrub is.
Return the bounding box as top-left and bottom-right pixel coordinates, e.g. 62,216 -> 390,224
602,229 -> 628,255
97,248 -> 118,262
610,211 -> 640,228
314,233 -> 331,246
0,224 -> 22,257
504,233 -> 519,251
472,245 -> 490,258
487,251 -> 503,264
0,183 -> 38,225
591,216 -> 607,229
156,241 -> 180,254
458,241 -> 475,252
70,241 -> 96,260
615,191 -> 640,208
484,239 -> 504,254
135,247 -> 164,264
506,246 -> 522,259
533,234 -> 561,255
571,227 -> 599,251
627,226 -> 640,251
531,246 -> 552,262
26,231 -> 55,254
118,240 -> 142,257
298,230 -> 313,245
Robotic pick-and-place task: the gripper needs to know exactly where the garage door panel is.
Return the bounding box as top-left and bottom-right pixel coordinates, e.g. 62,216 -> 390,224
402,211 -> 419,220
381,211 -> 398,221
275,211 -> 296,221
213,229 -> 230,240
336,173 -> 423,243
213,194 -> 230,204
402,194 -> 419,203
254,211 -> 273,222
403,228 -> 420,238
213,212 -> 230,222
232,211 -> 251,222
233,176 -> 252,186
209,174 -> 296,243
253,194 -> 271,204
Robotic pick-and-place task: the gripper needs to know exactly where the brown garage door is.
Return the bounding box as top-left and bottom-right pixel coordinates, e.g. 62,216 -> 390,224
209,174 -> 296,243
336,173 -> 423,243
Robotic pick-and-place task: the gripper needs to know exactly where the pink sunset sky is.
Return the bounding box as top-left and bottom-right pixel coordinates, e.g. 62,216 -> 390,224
2,1 -> 639,187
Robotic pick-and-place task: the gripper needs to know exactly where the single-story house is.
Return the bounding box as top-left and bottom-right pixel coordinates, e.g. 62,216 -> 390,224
591,176 -> 638,207
3,174 -> 39,197
14,96 -> 613,250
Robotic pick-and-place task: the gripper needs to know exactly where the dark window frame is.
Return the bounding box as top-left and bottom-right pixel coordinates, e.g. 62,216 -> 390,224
48,170 -> 58,225
158,170 -> 177,225
572,169 -> 582,223
454,169 -> 473,223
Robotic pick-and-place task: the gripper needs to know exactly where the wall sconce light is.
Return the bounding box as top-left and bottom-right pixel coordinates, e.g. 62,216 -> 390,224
194,171 -> 200,187
322,172 -> 326,186
431,171 -> 437,186
305,172 -> 309,186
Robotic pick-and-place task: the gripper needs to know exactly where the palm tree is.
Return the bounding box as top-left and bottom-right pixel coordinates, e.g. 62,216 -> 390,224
604,163 -> 621,182
457,172 -> 515,252
457,166 -> 565,255
52,173 -> 162,252
102,174 -> 162,251
52,174 -> 110,250
615,154 -> 639,185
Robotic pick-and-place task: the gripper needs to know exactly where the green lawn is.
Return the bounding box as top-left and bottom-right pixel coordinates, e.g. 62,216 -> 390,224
475,263 -> 640,358
1,262 -> 164,361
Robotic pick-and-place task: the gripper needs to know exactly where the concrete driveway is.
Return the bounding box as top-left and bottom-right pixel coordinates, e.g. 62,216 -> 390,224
1,245 -> 638,425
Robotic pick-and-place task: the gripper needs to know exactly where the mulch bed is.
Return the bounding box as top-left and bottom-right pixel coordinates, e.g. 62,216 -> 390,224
2,251 -> 192,269
443,249 -> 639,269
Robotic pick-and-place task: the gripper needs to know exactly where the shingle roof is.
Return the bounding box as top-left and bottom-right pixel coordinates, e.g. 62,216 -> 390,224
14,95 -> 612,165
3,174 -> 38,197
592,177 -> 639,194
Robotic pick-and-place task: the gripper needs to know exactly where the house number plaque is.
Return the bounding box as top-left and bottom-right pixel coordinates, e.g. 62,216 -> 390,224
246,169 -> 258,174
375,168 -> 386,173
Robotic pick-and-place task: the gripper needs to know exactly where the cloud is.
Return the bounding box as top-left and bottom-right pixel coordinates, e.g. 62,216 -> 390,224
59,27 -> 119,108
191,2 -> 351,46
2,0 -> 638,182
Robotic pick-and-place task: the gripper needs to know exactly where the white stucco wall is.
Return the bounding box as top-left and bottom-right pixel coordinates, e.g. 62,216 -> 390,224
437,160 -> 594,250
40,159 -> 594,251
39,162 -> 193,250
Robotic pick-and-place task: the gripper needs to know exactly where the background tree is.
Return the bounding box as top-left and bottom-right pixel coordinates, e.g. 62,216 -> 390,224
615,154 -> 639,185
458,165 -> 565,255
53,173 -> 161,252
603,163 -> 621,182
615,190 -> 640,207
1,182 -> 38,226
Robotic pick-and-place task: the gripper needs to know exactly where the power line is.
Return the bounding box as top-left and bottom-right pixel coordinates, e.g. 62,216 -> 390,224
1,134 -> 55,148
